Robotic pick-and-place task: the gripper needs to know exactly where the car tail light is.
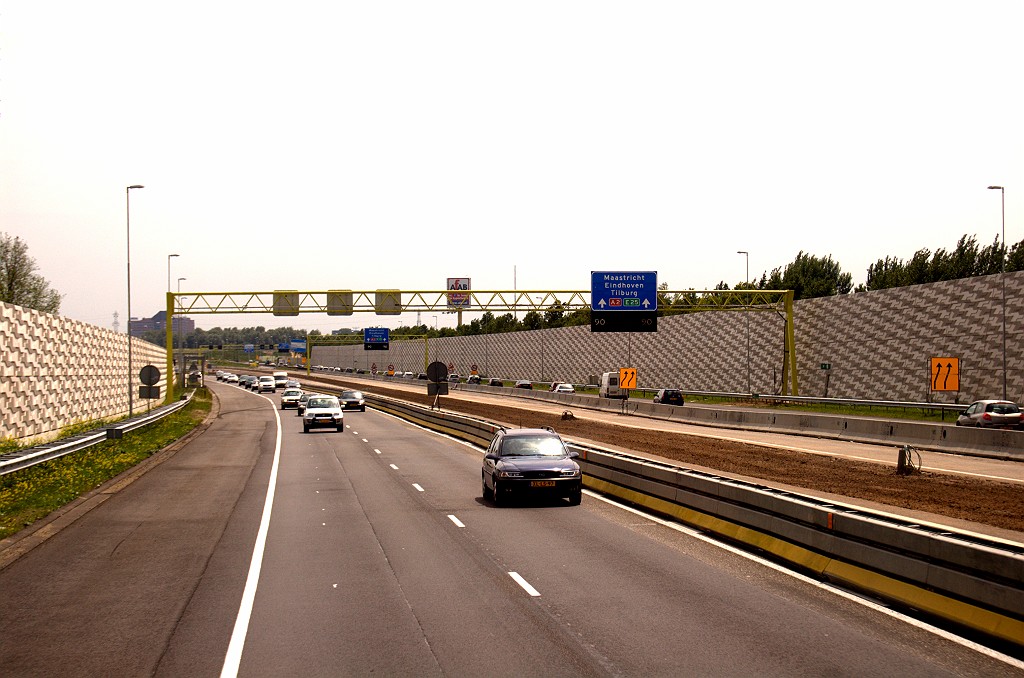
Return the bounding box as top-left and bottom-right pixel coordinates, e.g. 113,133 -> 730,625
982,413 -> 992,421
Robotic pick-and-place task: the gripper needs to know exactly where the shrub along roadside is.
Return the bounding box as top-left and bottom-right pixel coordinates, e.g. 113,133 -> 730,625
0,390 -> 212,540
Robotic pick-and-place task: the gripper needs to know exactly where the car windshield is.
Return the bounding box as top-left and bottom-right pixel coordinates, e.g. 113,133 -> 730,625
309,398 -> 337,408
342,391 -> 363,399
501,435 -> 566,457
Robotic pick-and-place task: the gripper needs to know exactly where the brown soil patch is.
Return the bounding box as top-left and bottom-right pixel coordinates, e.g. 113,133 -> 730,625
364,384 -> 1024,534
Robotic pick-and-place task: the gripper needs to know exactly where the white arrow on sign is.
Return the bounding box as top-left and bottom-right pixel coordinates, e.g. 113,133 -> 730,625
642,299 -> 651,308
598,299 -> 607,308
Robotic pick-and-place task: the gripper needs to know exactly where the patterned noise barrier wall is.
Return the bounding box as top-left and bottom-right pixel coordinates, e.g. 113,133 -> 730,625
316,271 -> 1023,405
1,301 -> 168,443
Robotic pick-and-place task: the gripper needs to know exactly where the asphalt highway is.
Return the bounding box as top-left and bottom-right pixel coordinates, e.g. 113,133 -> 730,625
0,381 -> 1020,676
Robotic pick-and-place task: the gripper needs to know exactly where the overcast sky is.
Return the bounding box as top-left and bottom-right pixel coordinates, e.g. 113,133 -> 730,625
2,1 -> 1021,333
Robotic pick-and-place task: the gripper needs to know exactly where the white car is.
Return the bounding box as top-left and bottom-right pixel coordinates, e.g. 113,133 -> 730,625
257,375 -> 277,393
553,383 -> 576,394
303,395 -> 344,433
280,388 -> 303,409
225,373 -> 239,384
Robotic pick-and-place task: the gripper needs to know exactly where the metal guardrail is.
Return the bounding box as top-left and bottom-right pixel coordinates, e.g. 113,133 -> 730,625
0,392 -> 195,476
361,391 -> 1024,649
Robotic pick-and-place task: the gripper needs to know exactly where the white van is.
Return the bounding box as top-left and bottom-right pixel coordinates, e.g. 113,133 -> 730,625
273,371 -> 289,389
599,371 -> 628,399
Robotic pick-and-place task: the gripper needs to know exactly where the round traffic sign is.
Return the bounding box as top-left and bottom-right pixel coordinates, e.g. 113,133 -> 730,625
388,364 -> 395,371
139,364 -> 160,386
426,361 -> 448,383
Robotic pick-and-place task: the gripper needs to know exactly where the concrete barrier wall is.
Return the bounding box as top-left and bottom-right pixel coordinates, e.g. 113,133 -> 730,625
443,382 -> 1023,459
0,301 -> 167,443
314,271 -> 1023,404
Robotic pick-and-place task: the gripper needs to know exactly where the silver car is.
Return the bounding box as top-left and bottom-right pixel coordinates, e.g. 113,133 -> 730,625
955,400 -> 1022,429
280,388 -> 303,409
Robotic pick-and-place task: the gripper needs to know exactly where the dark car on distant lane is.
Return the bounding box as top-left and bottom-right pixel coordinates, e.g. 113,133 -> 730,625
339,389 -> 366,412
654,389 -> 685,406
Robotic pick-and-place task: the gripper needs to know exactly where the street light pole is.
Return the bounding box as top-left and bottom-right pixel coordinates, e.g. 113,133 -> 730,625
126,184 -> 144,416
177,277 -> 187,388
737,250 -> 750,394
988,185 -> 1006,399
167,253 -> 179,295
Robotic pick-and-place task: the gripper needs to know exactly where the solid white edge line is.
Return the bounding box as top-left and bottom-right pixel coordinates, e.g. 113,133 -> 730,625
390,464 -> 399,470
413,483 -> 424,492
585,489 -> 1024,670
448,514 -> 465,528
221,394 -> 283,678
509,571 -> 541,597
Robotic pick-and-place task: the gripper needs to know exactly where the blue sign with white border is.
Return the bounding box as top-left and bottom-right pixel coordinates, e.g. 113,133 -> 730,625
363,327 -> 390,350
591,271 -> 658,311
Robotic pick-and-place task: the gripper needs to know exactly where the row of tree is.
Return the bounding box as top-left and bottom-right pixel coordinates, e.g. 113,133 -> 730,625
3,230 -> 1022,347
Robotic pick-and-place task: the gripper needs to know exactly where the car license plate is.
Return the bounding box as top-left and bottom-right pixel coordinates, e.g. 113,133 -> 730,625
531,480 -> 556,488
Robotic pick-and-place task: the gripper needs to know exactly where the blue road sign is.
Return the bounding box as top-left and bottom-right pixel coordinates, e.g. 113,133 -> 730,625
364,327 -> 390,350
591,271 -> 658,311
244,344 -> 255,353
290,339 -> 306,354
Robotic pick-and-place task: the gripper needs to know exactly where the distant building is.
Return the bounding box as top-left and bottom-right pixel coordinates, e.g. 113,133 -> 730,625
129,310 -> 194,337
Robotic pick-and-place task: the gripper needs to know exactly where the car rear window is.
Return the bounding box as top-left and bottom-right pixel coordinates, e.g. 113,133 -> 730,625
987,403 -> 1020,414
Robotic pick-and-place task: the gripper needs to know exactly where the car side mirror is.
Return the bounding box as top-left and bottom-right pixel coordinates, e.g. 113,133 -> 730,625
567,450 -> 579,459
484,453 -> 499,461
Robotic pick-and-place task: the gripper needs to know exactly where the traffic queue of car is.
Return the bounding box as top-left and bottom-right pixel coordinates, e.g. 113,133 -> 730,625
213,370 -> 369,435
211,368 -> 585,504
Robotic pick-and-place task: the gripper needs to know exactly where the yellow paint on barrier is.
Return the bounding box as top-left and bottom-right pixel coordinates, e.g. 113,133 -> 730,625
582,476 -> 1024,647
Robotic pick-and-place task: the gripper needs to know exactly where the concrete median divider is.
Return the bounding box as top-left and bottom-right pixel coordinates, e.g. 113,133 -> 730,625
362,391 -> 1024,649
453,384 -> 1023,461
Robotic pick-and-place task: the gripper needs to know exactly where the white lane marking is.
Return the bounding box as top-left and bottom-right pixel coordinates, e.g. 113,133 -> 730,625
448,514 -> 465,528
412,483 -> 424,492
509,572 -> 541,597
362,439 -> 368,443
221,394 -> 282,678
374,449 -> 382,454
352,431 -> 358,435
587,490 -> 1024,671
390,464 -> 399,470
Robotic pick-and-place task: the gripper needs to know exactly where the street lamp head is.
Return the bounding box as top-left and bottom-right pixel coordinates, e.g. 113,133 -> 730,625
737,250 -> 748,255
169,253 -> 179,258
988,185 -> 1003,190
127,184 -> 144,190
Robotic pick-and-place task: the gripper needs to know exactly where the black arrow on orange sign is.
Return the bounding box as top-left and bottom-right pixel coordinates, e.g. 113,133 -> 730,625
933,362 -> 953,390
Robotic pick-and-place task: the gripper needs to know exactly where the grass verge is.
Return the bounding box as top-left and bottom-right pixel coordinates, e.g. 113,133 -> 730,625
0,389 -> 212,540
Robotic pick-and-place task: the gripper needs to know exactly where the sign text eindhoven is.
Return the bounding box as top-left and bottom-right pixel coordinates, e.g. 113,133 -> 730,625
590,271 -> 657,333
363,327 -> 390,351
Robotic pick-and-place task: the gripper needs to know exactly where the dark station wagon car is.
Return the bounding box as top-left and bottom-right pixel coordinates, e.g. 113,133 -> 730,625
653,389 -> 685,406
482,427 -> 581,506
339,389 -> 366,412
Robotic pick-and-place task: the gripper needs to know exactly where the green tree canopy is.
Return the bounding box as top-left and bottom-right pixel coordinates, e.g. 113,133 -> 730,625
0,233 -> 62,314
761,251 -> 853,300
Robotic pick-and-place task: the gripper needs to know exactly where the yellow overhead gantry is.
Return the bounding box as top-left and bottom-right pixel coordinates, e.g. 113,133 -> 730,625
165,289 -> 798,398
